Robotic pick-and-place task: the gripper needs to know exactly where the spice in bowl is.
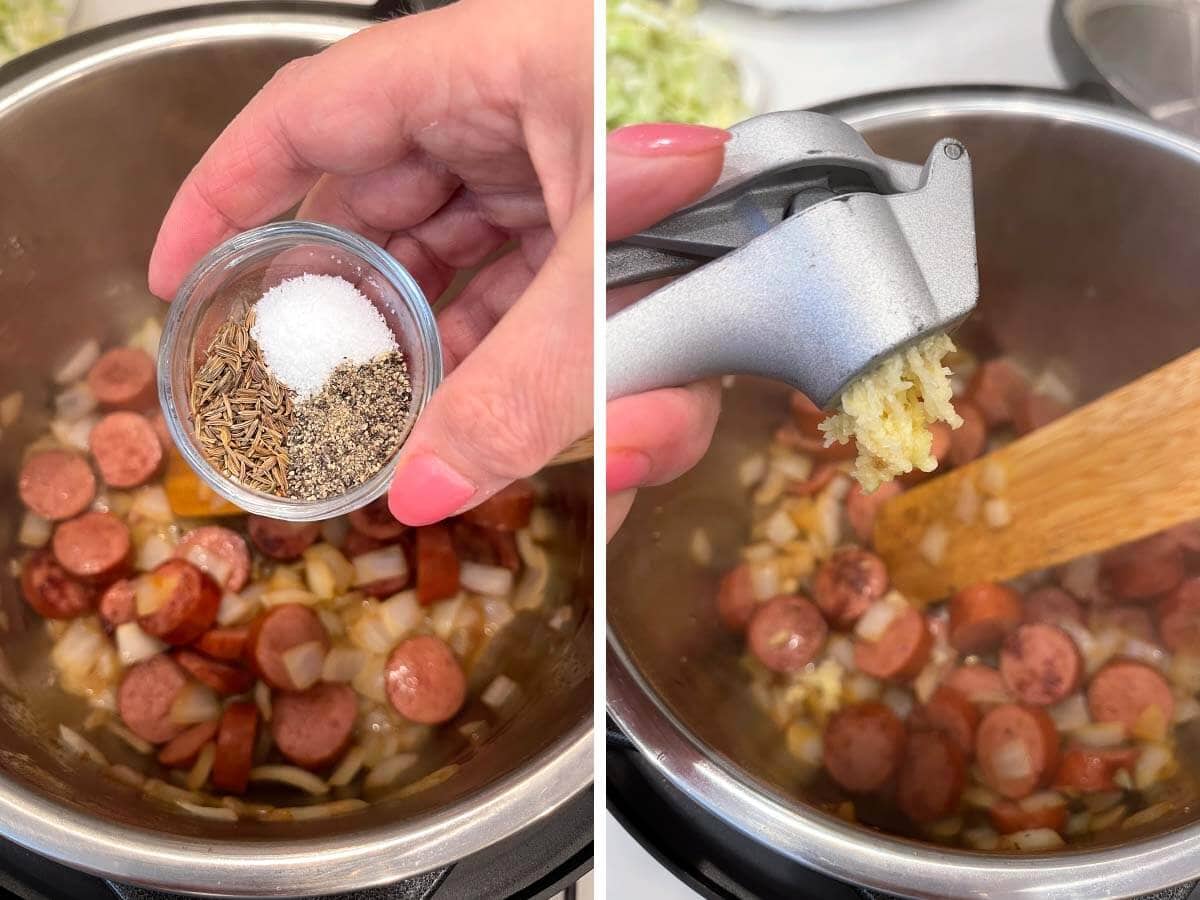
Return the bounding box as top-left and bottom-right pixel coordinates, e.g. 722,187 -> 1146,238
190,274 -> 413,501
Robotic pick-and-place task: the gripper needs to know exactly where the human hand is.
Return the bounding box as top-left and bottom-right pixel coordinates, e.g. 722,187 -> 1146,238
149,0 -> 593,526
605,123 -> 729,539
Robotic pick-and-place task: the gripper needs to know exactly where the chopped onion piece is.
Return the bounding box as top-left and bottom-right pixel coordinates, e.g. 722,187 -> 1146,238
749,562 -> 779,601
55,382 -> 96,422
998,828 -> 1064,851
1071,721 -> 1126,747
248,765 -> 329,795
129,486 -> 173,524
963,826 -> 999,850
109,763 -> 146,789
993,739 -> 1033,780
1066,812 -> 1091,836
136,533 -> 175,573
844,673 -> 881,703
257,799 -> 367,821
459,720 -> 489,743
459,561 -> 514,597
127,317 -> 163,357
738,454 -> 767,488
363,753 -> 419,790
352,655 -> 387,703
18,512 -> 52,548
59,724 -> 107,766
281,641 -> 325,692
254,680 -> 272,722
52,414 -> 98,451
481,675 -> 519,710
352,546 -> 408,587
1122,800 -> 1174,831
170,683 -> 220,725
962,786 -> 1000,809
55,339 -> 100,384
1049,694 -> 1090,732
431,594 -> 466,641
261,588 -> 319,608
1131,704 -> 1170,742
482,596 -> 515,634
785,721 -> 823,767
1059,555 -> 1102,603
187,743 -> 216,792
825,635 -> 855,670
1123,638 -> 1167,668
304,543 -> 354,596
1089,804 -> 1127,832
135,575 -> 170,616
1019,791 -> 1066,812
548,606 -> 573,632
177,800 -> 236,821
1134,743 -> 1173,789
772,453 -> 812,482
322,647 -> 366,683
1113,767 -> 1134,790
50,619 -> 105,676
349,614 -> 395,655
881,686 -> 914,720
217,590 -> 259,627
115,622 -> 166,666
855,599 -> 899,642
689,528 -> 713,566
184,543 -> 232,589
327,746 -> 366,787
764,509 -> 800,546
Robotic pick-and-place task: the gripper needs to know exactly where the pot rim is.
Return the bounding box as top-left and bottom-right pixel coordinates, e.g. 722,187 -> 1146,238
608,89 -> 1200,900
0,6 -> 592,896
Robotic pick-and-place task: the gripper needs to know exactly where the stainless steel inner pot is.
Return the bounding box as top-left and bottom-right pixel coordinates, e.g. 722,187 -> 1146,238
0,6 -> 592,896
609,91 -> 1200,899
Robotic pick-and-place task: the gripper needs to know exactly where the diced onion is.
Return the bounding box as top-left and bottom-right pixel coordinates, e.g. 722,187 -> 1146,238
394,764 -> 458,799
753,469 -> 786,506
983,498 -> 1011,529
481,675 -> 519,710
281,641 -> 325,692
261,588 -> 319,608
482,596 -> 515,634
183,543 -> 233,589
304,559 -> 336,601
1169,653 -> 1200,692
459,720 -> 489,743
785,721 -> 823,767
1066,812 -> 1091,836
322,647 -> 366,683
844,673 -> 881,703
1113,767 -> 1134,790
55,382 -> 97,422
1123,638 -> 1167,668
1122,800 -> 1174,831
18,512 -> 52,549
257,799 -> 367,821
459,561 -> 514,597
248,765 -> 329,795
1134,743 -> 1173,789
136,533 -> 176,572
1071,721 -> 1126,747
881,686 -> 914,720
928,816 -> 963,840
689,528 -> 713,566
998,828 -> 1065,851
748,563 -> 779,601
349,613 -> 395,655
217,591 -> 259,627
772,453 -> 812,482
963,826 -> 999,850
352,654 -> 387,703
52,414 -> 98,450
352,546 -> 408,587
855,599 -> 899,642
177,800 -> 237,821
59,724 -> 107,766
992,739 -> 1033,781
431,594 -> 465,641
328,746 -> 366,787
170,683 -> 220,725
254,680 -> 271,722
304,543 -> 355,597
1049,695 -> 1090,732
738,454 -> 767,488
129,486 -> 173,524
109,763 -> 146,789
135,576 -> 169,616
764,509 -> 800,546
54,339 -> 100,384
512,531 -> 551,611
143,778 -> 203,805
1019,791 -> 1066,812
50,619 -> 106,676
127,317 -> 163,357
1131,704 -> 1170,742
1089,804 -> 1127,832
548,606 -> 572,632
363,753 -> 419,791
825,634 -> 856,670
186,743 -> 216,791
115,622 -> 166,666
962,785 -> 1000,809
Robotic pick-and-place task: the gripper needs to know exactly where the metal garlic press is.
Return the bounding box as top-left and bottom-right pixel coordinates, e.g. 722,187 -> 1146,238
606,111 -> 979,408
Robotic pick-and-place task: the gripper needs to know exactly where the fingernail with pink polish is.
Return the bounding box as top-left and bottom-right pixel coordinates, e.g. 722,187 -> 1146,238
607,449 -> 653,493
608,123 -> 732,157
388,453 -> 477,526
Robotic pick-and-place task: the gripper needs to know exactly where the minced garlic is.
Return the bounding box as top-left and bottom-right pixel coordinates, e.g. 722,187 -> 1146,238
820,333 -> 962,492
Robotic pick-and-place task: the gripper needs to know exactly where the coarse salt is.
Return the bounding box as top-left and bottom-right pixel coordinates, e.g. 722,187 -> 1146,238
250,274 -> 398,398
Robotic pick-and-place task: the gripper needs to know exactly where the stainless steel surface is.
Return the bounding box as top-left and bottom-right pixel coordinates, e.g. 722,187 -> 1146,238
0,7 -> 592,896
608,91 -> 1200,898
605,112 -> 977,408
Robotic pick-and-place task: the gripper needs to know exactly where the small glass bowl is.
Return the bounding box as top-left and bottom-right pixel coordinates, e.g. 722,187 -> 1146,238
159,221 -> 443,522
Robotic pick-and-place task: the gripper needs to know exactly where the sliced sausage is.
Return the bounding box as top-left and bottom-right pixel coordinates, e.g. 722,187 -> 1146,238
1087,660 -> 1175,734
175,526 -> 250,592
461,480 -> 535,531
157,720 -> 219,769
20,550 -> 95,619
1094,605 -> 1157,643
846,481 -> 903,545
786,463 -> 839,497
245,603 -> 329,691
98,578 -> 136,626
1102,535 -> 1184,602
117,654 -> 187,744
976,704 -> 1060,799
901,422 -> 951,486
746,595 -> 828,673
948,401 -> 987,467
52,511 -> 131,582
822,702 -> 906,794
897,730 -> 966,823
716,563 -> 756,633
813,547 -> 888,628
86,347 -> 156,410
416,524 -> 460,607
948,582 -> 1023,654
1055,746 -> 1140,793
194,626 -> 249,661
211,701 -> 258,794
137,559 -> 221,645
1000,624 -> 1082,706
452,522 -> 521,573
18,450 -> 96,521
348,496 -> 407,540
1014,392 -> 1067,436
174,649 -> 254,696
989,797 -> 1067,835
89,411 -> 163,489
774,423 -> 857,461
944,664 -> 1012,707
247,516 -> 321,561
342,530 -> 389,559
1158,578 -> 1200,653
272,682 -> 358,769
384,635 -> 467,725
966,358 -> 1029,427
854,605 -> 931,681
912,685 -> 978,757
1023,587 -> 1082,626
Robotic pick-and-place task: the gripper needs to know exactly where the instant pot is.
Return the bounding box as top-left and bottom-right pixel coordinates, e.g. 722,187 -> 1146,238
608,88 -> 1200,900
0,4 -> 592,897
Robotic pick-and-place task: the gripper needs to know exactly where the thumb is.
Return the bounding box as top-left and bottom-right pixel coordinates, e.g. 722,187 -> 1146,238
607,123 -> 729,240
386,201 -> 593,525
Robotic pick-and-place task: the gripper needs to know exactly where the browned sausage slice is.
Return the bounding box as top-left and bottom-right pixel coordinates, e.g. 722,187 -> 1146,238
912,685 -> 979,757
87,347 -> 156,410
944,664 -> 1012,707
157,720 -> 219,769
716,563 -> 756,633
813,547 -> 888,628
118,654 -> 187,744
348,496 -> 407,540
1158,577 -> 1200,653
461,480 -> 535,531
846,482 -> 903,545
137,559 -> 220,645
89,411 -> 163,489
966,359 -> 1029,427
1102,535 -> 1184,601
416,524 -> 460,607
1000,624 -> 1082,706
854,606 -> 931,681
98,578 -> 136,626
897,730 -> 966,823
746,595 -> 828,673
246,516 -> 321,561
451,521 -> 519,573
948,582 -> 1023,654
948,401 -> 987,467
822,702 -> 906,794
52,511 -> 131,582
18,450 -> 96,521
271,682 -> 358,769
1087,660 -> 1175,734
976,703 -> 1060,799
174,649 -> 254,695
20,550 -> 95,619
194,626 -> 249,661
211,701 -> 258,794
1054,746 -> 1140,793
384,635 -> 467,724
342,530 -> 389,559
175,526 -> 250,592
1023,586 -> 1082,626
245,603 -> 329,691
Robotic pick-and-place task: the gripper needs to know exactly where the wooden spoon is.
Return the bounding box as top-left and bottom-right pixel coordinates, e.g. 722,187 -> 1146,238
873,346 -> 1200,603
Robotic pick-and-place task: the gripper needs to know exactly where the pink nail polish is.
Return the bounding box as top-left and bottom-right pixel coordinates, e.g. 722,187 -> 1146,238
607,449 -> 653,493
388,453 -> 477,526
608,123 -> 732,157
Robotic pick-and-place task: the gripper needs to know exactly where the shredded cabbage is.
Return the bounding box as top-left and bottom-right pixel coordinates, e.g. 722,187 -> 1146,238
0,0 -> 66,64
606,0 -> 746,130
